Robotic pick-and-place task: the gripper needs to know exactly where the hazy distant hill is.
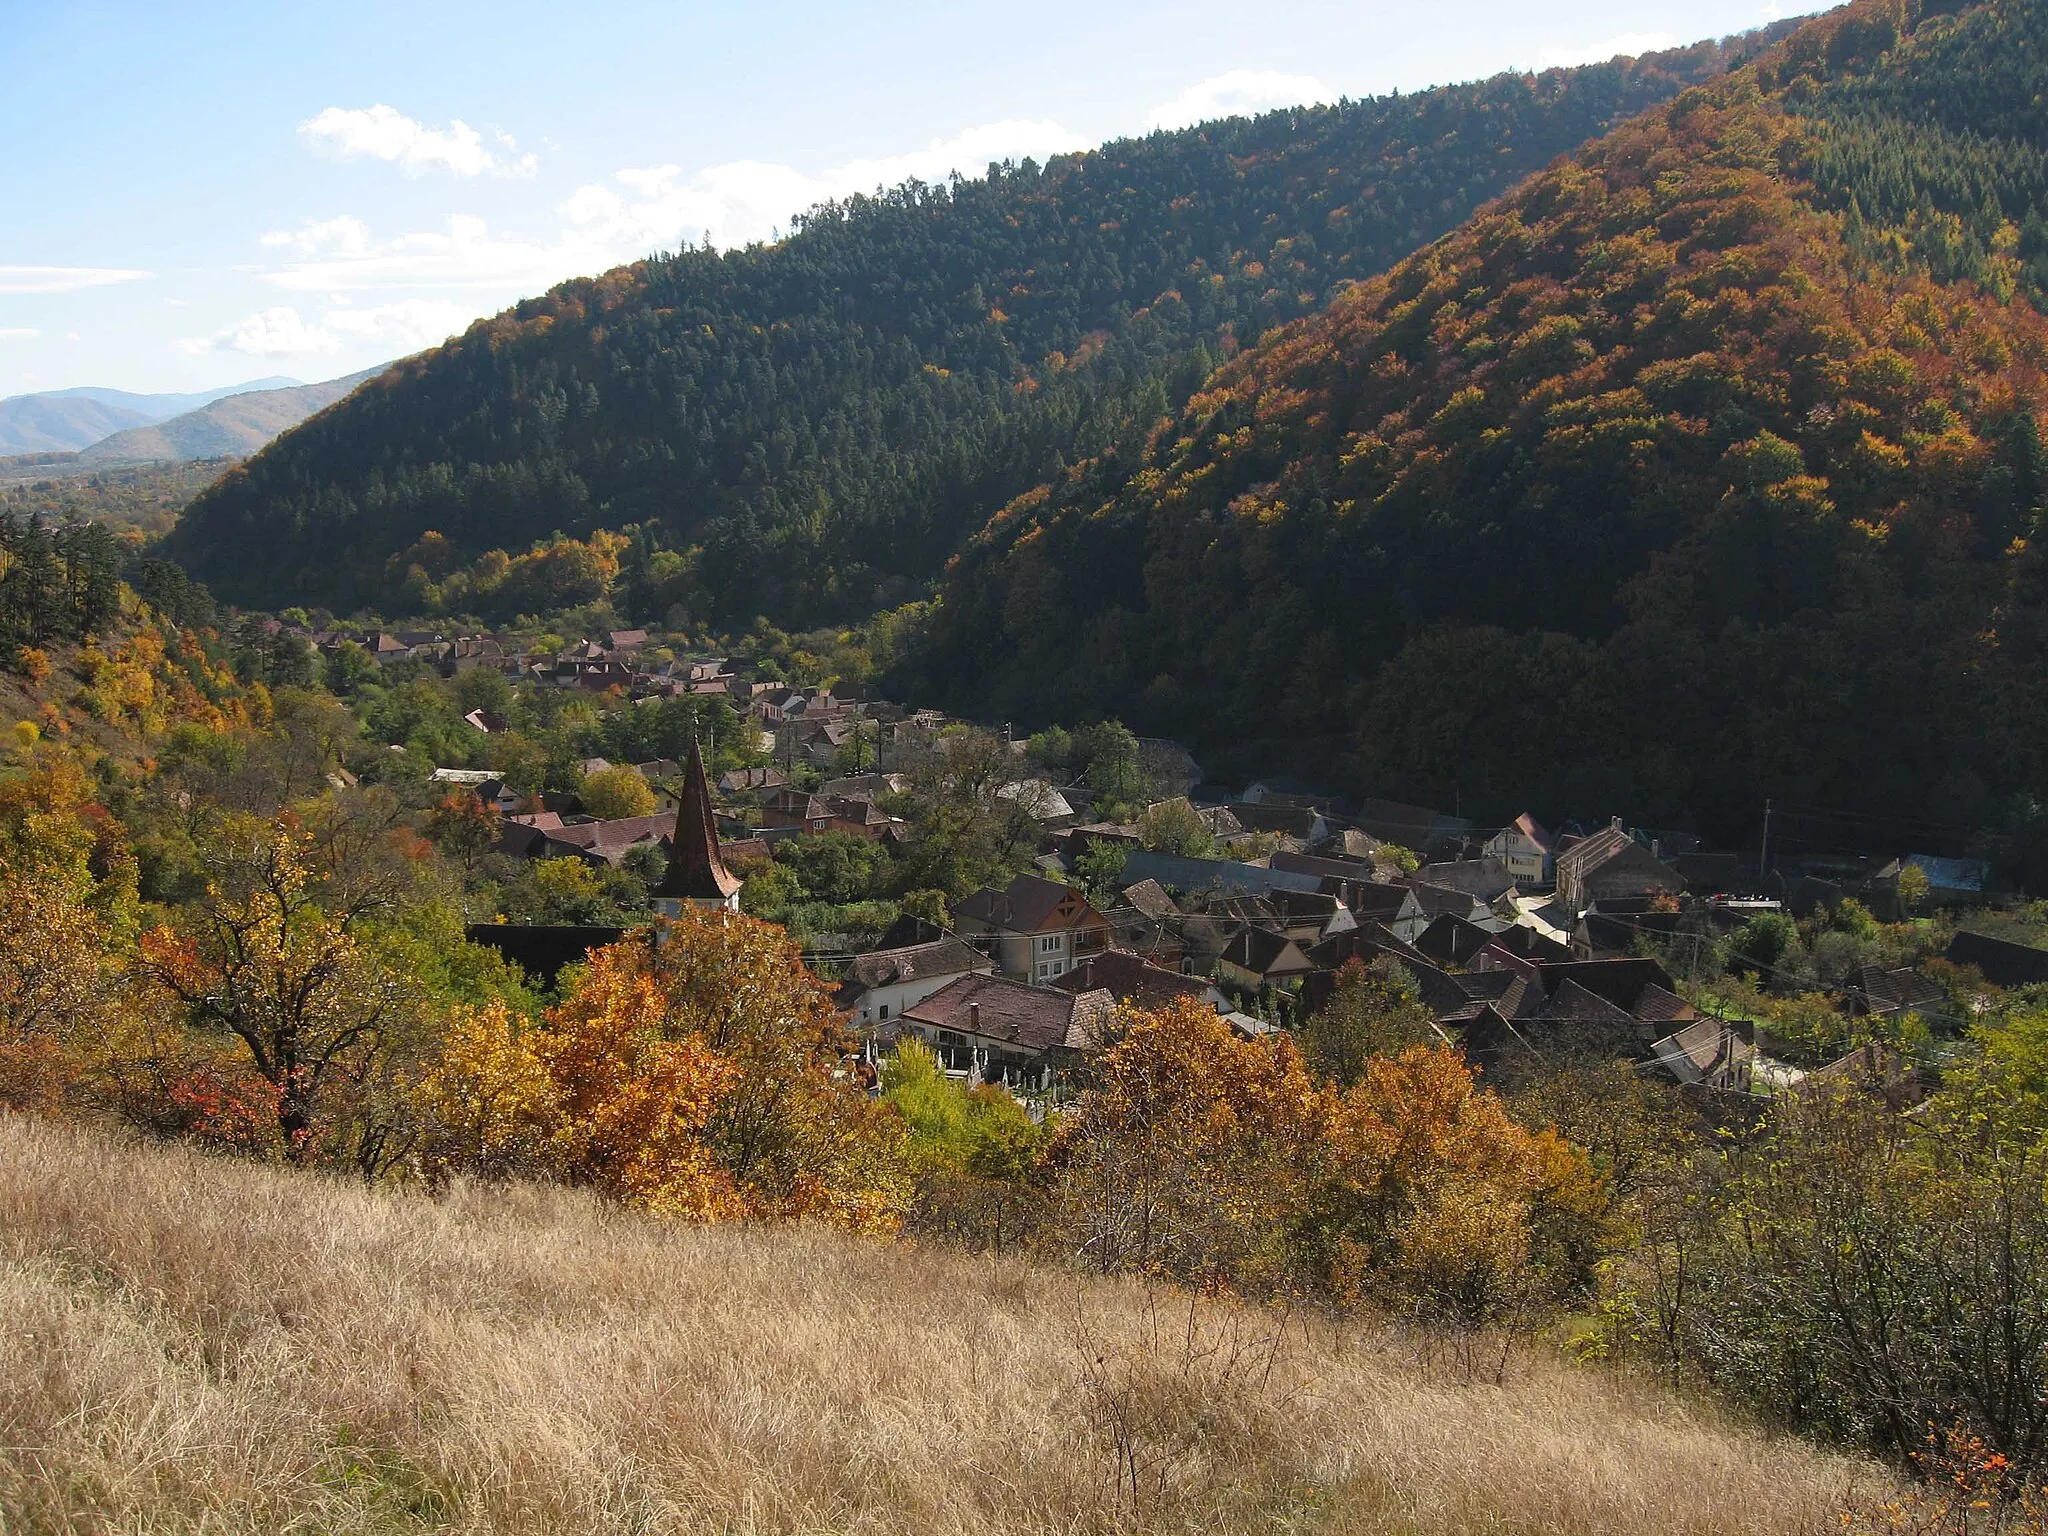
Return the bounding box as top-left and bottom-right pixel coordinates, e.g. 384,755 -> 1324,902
80,369 -> 383,463
0,396 -> 155,455
0,377 -> 297,455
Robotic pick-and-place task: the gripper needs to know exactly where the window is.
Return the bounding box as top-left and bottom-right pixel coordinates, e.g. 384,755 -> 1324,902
1038,935 -> 1062,953
878,1003 -> 889,1020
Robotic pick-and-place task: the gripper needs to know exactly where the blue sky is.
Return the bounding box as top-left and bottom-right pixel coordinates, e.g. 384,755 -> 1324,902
2,0 -> 1816,397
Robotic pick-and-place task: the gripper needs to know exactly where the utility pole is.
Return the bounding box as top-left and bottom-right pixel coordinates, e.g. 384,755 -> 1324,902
1759,798 -> 1773,885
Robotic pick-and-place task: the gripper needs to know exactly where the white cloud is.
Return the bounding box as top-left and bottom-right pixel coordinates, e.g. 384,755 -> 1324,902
0,265 -> 150,294
258,212 -> 592,293
260,215 -> 373,258
1144,70 -> 1333,133
181,299 -> 471,358
0,328 -> 37,340
251,115 -> 1092,308
181,306 -> 343,357
300,104 -> 538,178
323,298 -> 473,348
566,117 -> 1091,254
1536,31 -> 1680,68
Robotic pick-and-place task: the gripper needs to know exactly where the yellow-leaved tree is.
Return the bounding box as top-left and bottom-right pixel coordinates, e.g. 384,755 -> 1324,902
1045,998 -> 1323,1289
0,745 -> 137,1112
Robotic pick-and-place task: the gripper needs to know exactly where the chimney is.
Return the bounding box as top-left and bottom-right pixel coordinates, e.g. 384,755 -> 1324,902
969,1002 -> 980,1035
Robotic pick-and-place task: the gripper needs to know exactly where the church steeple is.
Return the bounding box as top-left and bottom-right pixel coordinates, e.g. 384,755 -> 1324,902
652,739 -> 742,913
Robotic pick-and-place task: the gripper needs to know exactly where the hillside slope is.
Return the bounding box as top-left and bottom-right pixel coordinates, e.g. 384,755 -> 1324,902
0,379 -> 297,455
912,0 -> 2048,843
81,367 -> 383,463
0,394 -> 153,455
164,31 -> 1788,622
0,1113 -> 1877,1534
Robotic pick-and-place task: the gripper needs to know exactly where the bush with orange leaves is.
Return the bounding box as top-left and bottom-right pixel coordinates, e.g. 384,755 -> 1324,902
1047,998 -> 1608,1319
421,906 -> 910,1231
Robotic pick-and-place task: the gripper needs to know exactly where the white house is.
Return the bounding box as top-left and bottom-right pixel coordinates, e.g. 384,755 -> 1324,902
1484,812 -> 1555,887
835,937 -> 994,1028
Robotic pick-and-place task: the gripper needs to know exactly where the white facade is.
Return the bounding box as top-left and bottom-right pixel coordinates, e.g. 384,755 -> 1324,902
1483,828 -> 1549,885
847,962 -> 992,1028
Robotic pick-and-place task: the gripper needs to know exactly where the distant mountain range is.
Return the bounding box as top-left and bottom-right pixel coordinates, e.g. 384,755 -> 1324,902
0,370 -> 385,466
78,370 -> 383,463
0,378 -> 298,455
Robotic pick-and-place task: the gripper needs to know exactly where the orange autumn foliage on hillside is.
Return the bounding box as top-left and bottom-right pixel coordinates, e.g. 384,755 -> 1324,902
1049,998 -> 1608,1310
922,0 -> 2048,836
426,907 -> 910,1230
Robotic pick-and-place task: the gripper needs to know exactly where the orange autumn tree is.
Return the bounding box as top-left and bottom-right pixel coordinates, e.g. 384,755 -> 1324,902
1048,999 -> 1608,1314
428,907 -> 909,1230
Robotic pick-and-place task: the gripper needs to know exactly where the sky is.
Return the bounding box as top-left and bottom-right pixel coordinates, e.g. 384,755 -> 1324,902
1,0 -> 1819,398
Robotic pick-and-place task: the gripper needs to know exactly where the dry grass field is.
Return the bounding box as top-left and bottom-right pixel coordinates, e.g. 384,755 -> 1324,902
0,1112 -> 1889,1534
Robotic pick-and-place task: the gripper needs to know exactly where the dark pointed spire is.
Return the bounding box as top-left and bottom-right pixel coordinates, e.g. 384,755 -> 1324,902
654,739 -> 741,905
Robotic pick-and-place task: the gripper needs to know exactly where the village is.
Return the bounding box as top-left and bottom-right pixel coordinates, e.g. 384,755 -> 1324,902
308,621 -> 2020,1114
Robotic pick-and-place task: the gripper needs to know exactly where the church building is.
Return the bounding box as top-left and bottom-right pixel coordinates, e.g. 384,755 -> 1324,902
650,741 -> 744,915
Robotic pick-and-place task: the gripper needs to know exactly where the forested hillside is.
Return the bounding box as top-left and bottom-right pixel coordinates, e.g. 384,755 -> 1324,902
165,32 -> 1785,621
909,0 -> 2048,850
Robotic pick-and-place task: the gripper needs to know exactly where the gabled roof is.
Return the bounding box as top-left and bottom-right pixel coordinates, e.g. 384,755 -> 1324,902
1631,983 -> 1698,1024
1534,957 -> 1682,1015
1415,913 -> 1497,967
1415,857 -> 1516,902
837,938 -> 992,1000
1306,923 -> 1437,974
899,972 -> 1113,1053
1409,881 -> 1486,919
951,872 -> 1105,934
1052,951 -> 1211,1012
999,779 -> 1076,820
1219,927 -> 1315,978
1556,823 -> 1633,880
1848,965 -> 1945,1018
1121,879 -> 1181,920
1538,979 -> 1640,1026
545,812 -> 674,862
1649,1019 -> 1752,1086
1272,849 -> 1378,881
1946,930 -> 2048,988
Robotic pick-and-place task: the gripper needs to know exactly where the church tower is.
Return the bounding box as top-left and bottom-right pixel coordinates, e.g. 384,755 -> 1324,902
651,739 -> 743,915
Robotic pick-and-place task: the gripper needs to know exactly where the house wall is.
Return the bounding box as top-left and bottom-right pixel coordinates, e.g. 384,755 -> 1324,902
849,967 -> 989,1028
1483,831 -> 1549,884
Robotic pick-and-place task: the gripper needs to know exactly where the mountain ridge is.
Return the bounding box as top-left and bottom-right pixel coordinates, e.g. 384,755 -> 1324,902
79,368 -> 383,464
904,0 -> 2048,845
0,377 -> 299,455
161,28 -> 1793,617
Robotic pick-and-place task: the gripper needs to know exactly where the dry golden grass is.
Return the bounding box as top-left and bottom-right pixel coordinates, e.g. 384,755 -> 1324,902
0,1112 -> 1888,1534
